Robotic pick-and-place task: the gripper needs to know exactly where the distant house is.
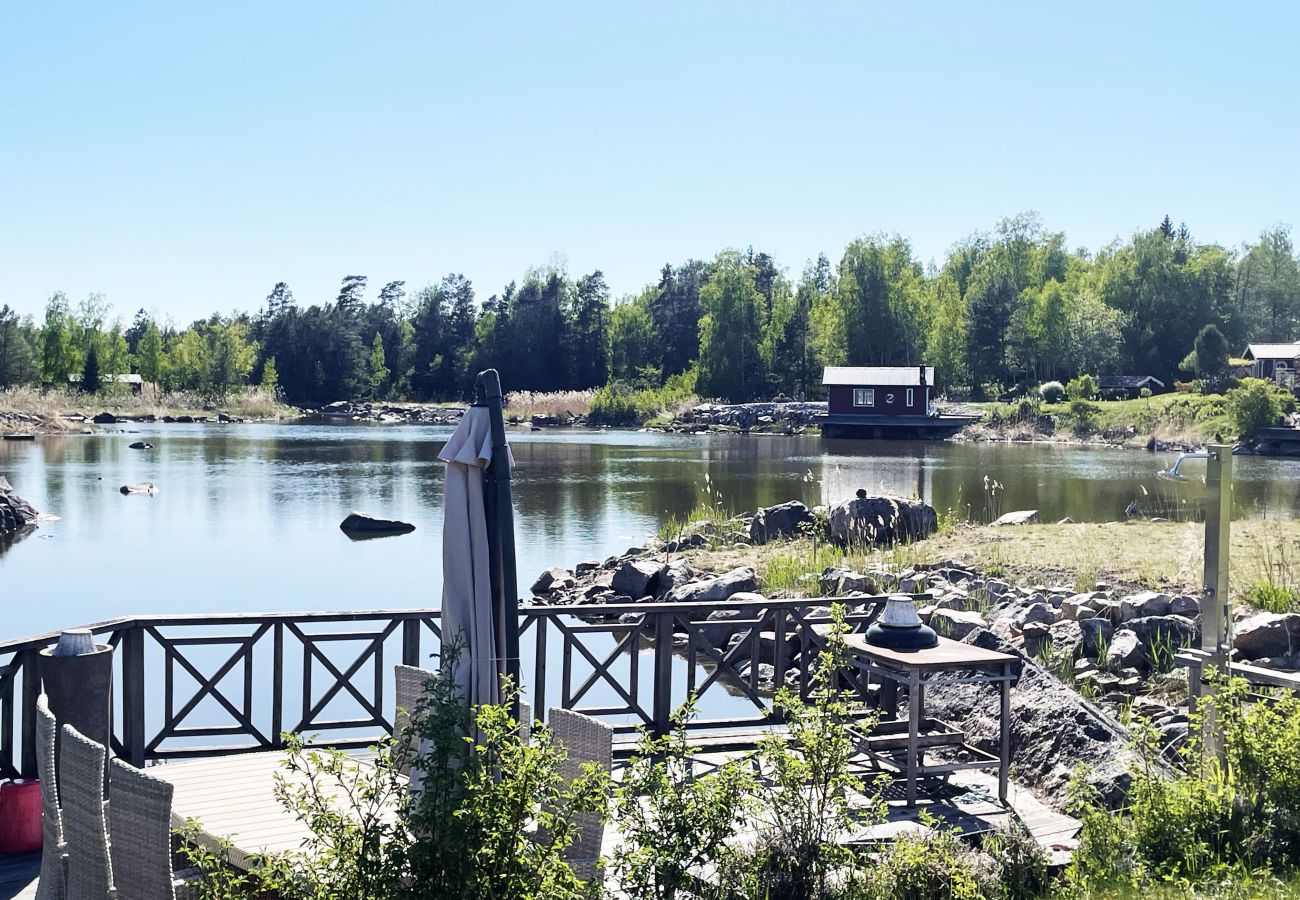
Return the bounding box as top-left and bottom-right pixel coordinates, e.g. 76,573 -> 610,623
823,366 -> 935,416
1243,341 -> 1300,384
1097,375 -> 1165,398
67,373 -> 146,395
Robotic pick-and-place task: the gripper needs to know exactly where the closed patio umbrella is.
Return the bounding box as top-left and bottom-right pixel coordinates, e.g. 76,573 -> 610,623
437,369 -> 519,710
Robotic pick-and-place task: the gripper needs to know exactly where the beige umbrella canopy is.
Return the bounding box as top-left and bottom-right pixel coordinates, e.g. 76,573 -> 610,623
437,372 -> 518,710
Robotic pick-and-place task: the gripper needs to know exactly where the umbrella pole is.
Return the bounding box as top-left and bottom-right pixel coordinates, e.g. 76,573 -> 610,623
475,369 -> 521,716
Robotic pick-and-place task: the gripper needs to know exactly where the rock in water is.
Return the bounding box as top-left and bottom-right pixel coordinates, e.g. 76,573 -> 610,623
119,482 -> 160,496
128,441 -> 153,450
0,476 -> 40,535
339,511 -> 416,539
828,495 -> 936,547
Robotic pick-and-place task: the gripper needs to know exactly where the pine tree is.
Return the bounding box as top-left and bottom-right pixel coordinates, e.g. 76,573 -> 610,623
81,343 -> 101,394
367,332 -> 389,398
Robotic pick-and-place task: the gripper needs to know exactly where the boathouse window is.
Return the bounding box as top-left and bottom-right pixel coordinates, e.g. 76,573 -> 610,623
906,388 -> 914,407
853,388 -> 875,407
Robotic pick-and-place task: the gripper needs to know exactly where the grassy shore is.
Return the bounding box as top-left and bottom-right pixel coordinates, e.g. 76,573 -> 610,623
0,385 -> 294,432
969,392 -> 1234,447
675,518 -> 1300,604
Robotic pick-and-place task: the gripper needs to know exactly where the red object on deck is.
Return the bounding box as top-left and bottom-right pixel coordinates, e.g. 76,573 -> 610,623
0,779 -> 43,852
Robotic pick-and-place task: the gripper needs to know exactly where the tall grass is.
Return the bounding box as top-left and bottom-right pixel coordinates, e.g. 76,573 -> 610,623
588,371 -> 698,426
0,385 -> 292,419
503,389 -> 595,421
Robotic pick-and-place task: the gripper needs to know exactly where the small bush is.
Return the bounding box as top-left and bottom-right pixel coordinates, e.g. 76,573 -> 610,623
1139,386 -> 1153,399
589,370 -> 698,426
1225,377 -> 1288,437
1065,374 -> 1097,401
1039,381 -> 1065,403
1069,400 -> 1099,434
1246,580 -> 1300,613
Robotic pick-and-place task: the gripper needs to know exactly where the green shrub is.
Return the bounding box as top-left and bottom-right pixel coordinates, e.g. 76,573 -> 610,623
1225,377 -> 1288,437
589,370 -> 698,426
1039,381 -> 1065,403
1246,580 -> 1300,613
609,700 -> 754,900
1139,386 -> 1153,399
1069,678 -> 1300,887
1069,400 -> 1099,434
1065,374 -> 1097,401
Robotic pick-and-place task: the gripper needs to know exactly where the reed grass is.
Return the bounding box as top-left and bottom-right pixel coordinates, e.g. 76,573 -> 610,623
502,389 -> 596,421
0,385 -> 293,420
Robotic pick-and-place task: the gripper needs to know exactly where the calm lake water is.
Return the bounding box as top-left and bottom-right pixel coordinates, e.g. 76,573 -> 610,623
4,425 -> 1300,643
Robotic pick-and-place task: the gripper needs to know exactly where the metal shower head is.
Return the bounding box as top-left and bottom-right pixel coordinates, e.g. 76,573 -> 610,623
1156,450 -> 1214,483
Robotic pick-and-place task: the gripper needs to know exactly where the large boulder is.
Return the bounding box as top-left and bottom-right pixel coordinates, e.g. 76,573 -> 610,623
667,567 -> 758,603
611,559 -> 662,599
531,567 -> 576,596
1102,629 -> 1146,672
338,511 -> 414,537
1080,617 -> 1115,658
1120,591 -> 1171,620
924,628 -> 1151,810
930,608 -> 987,640
1234,612 -> 1300,660
746,501 -> 814,545
0,477 -> 40,536
828,496 -> 937,547
991,509 -> 1041,527
1125,615 -> 1198,665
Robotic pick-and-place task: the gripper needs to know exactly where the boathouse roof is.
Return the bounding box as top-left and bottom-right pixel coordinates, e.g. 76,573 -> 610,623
822,366 -> 934,386
1243,341 -> 1300,361
1098,375 -> 1165,389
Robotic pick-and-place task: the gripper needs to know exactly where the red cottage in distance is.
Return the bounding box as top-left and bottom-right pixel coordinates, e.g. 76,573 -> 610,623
817,366 -> 979,439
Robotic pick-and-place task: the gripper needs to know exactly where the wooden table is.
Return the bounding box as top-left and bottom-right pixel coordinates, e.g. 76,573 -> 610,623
844,634 -> 1015,807
152,750 -> 397,869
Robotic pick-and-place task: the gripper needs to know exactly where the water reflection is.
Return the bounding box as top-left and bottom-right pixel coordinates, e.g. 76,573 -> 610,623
3,426 -> 1300,641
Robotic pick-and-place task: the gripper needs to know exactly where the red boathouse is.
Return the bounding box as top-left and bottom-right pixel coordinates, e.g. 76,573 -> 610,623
817,366 -> 978,439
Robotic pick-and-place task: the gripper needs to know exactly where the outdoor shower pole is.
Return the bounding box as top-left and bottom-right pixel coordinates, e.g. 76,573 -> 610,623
1201,445 -> 1233,661
1200,444 -> 1233,762
476,369 -> 521,713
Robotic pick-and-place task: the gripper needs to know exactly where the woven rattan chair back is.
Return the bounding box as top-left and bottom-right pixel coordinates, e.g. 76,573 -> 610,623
34,695 -> 66,900
394,664 -> 437,779
107,758 -> 177,900
60,724 -> 114,899
547,708 -> 613,872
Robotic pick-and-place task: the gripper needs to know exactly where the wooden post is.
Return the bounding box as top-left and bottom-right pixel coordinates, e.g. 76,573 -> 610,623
653,612 -> 674,737
20,650 -> 39,777
121,626 -> 146,768
402,619 -> 421,667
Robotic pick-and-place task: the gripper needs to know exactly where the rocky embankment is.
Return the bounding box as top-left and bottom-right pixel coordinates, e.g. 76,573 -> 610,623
0,477 -> 40,536
305,401 -> 465,425
663,401 -> 827,433
528,496 -> 1199,809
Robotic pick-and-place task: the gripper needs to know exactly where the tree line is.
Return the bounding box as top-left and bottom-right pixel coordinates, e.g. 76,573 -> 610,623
1,213 -> 1298,405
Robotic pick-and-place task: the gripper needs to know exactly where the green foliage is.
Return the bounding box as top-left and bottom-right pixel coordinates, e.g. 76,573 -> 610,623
860,818 -> 987,900
696,251 -> 768,402
174,820 -> 267,900
265,735 -> 412,899
1187,323 -> 1231,387
1069,678 -> 1300,889
366,332 -> 389,398
1225,377 -> 1287,436
748,607 -> 883,899
589,369 -> 697,426
1065,374 -> 1097,401
609,700 -> 754,900
1038,380 -> 1065,403
1138,386 -> 1152,399
399,665 -> 608,899
260,354 -> 279,390
1246,580 -> 1300,613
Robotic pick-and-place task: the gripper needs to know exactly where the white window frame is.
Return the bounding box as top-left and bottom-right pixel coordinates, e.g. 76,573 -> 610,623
853,388 -> 875,407
906,388 -> 914,407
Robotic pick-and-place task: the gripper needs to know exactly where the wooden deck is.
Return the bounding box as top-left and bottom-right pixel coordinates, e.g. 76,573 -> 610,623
1,729 -> 1080,899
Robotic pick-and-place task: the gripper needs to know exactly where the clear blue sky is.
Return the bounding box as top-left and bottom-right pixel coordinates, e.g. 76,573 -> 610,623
2,1 -> 1297,324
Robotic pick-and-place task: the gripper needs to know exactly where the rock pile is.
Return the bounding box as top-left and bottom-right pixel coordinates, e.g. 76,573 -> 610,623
0,477 -> 40,535
309,401 -> 464,425
673,401 -> 827,431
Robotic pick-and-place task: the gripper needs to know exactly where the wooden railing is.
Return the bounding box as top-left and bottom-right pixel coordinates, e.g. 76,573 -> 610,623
1,595 -> 891,778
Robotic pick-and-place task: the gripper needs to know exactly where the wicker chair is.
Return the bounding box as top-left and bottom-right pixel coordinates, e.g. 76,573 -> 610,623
107,758 -> 203,900
34,695 -> 66,900
59,725 -> 114,899
394,664 -> 439,779
547,708 -> 613,881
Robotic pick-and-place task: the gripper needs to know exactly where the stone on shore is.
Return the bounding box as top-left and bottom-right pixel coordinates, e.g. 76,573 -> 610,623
667,566 -> 757,603
0,477 -> 40,535
611,559 -> 662,600
1233,612 -> 1300,660
531,567 -> 576,595
828,495 -> 937,547
745,501 -> 814,545
991,509 -> 1041,527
